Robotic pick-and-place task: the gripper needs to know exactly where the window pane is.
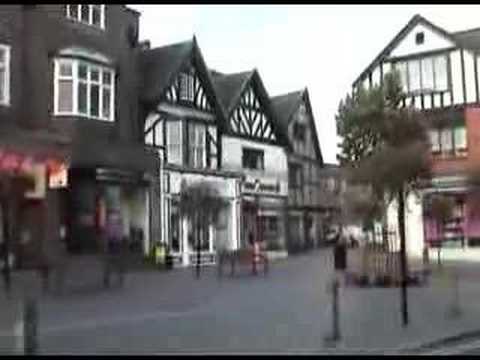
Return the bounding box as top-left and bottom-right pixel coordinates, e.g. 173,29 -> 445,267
78,82 -> 87,114
434,56 -> 448,91
69,5 -> 78,19
90,84 -> 99,117
60,61 -> 72,77
58,80 -> 73,112
102,71 -> 111,85
102,88 -> 110,119
92,6 -> 101,27
395,62 -> 409,92
80,5 -> 89,22
0,69 -> 5,102
441,128 -> 453,152
408,60 -> 421,92
0,49 -> 5,65
90,68 -> 99,82
78,63 -> 87,79
421,57 -> 434,91
429,130 -> 440,152
454,126 -> 467,150
167,121 -> 182,164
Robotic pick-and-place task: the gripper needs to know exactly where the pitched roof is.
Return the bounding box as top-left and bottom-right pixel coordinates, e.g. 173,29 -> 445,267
140,39 -> 194,104
271,88 -> 324,164
353,14 -> 458,87
271,90 -> 304,135
210,70 -> 254,114
452,27 -> 480,51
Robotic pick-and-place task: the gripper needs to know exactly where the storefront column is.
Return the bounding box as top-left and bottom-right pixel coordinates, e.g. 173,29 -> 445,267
182,216 -> 189,266
232,199 -> 240,250
209,223 -> 214,253
144,190 -> 150,256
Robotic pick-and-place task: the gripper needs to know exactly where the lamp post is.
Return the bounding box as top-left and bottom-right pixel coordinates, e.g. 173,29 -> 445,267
253,179 -> 260,275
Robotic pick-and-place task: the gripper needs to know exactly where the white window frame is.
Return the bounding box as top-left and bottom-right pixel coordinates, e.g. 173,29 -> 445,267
395,54 -> 449,94
166,120 -> 183,165
53,57 -> 115,122
65,4 -> 106,30
0,44 -> 11,106
189,123 -> 206,169
179,72 -> 195,102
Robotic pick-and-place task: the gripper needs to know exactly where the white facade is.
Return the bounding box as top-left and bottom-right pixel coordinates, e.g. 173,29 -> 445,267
356,16 -> 480,111
161,169 -> 242,266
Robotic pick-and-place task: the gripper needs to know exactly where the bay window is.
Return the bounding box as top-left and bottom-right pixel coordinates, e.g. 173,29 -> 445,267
54,58 -> 114,121
395,54 -> 449,94
65,5 -> 105,29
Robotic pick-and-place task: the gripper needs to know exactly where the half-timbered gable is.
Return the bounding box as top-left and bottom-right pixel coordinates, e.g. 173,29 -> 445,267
352,14 -> 480,111
140,37 -> 223,170
211,69 -> 285,145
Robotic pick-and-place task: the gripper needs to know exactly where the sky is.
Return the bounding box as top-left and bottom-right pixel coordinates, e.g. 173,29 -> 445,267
129,4 -> 480,164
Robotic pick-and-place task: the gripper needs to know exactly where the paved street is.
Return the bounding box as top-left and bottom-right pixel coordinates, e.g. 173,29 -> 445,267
3,249 -> 480,354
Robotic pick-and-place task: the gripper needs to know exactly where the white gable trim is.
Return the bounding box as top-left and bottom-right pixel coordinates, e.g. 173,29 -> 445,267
390,23 -> 456,59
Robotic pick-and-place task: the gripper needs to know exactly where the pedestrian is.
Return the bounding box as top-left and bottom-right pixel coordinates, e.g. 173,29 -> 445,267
103,213 -> 125,289
1,239 -> 11,296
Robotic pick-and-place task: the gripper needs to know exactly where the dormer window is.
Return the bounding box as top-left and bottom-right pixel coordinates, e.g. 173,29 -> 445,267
415,31 -> 425,45
65,5 -> 105,29
179,72 -> 195,102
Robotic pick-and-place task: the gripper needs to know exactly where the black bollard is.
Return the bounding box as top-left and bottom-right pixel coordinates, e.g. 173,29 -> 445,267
332,278 -> 340,341
23,297 -> 38,355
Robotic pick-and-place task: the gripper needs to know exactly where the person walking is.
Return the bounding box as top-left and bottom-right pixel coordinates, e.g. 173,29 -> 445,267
103,213 -> 125,289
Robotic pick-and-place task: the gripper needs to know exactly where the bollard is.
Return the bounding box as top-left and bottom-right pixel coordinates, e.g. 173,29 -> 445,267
324,277 -> 341,344
23,297 -> 38,355
332,278 -> 340,341
449,271 -> 461,318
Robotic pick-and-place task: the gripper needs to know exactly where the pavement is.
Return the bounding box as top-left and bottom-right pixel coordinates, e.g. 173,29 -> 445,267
1,249 -> 480,354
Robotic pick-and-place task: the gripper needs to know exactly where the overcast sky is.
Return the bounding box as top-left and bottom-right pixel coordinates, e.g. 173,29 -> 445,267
130,4 -> 480,164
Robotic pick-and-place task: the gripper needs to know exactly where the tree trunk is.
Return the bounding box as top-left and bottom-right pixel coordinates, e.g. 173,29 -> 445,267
398,188 -> 409,327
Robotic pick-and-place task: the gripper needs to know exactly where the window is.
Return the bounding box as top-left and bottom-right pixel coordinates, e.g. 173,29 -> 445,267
395,55 -> 449,94
179,72 -> 195,102
242,148 -> 264,170
0,45 -> 10,106
293,122 -> 306,141
261,216 -> 278,235
188,123 -> 206,168
429,126 -> 467,156
54,58 -> 114,121
66,5 -> 105,29
289,163 -> 303,189
167,121 -> 182,165
415,32 -> 425,45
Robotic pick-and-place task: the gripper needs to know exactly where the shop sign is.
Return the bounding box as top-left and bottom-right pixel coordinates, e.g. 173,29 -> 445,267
243,179 -> 281,194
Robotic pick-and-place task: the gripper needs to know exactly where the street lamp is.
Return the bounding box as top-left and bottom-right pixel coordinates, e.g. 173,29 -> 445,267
254,179 -> 261,275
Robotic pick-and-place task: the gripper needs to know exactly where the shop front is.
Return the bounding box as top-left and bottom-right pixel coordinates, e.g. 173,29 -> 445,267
162,170 -> 242,267
0,146 -> 69,270
240,176 -> 288,251
67,168 -> 152,256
